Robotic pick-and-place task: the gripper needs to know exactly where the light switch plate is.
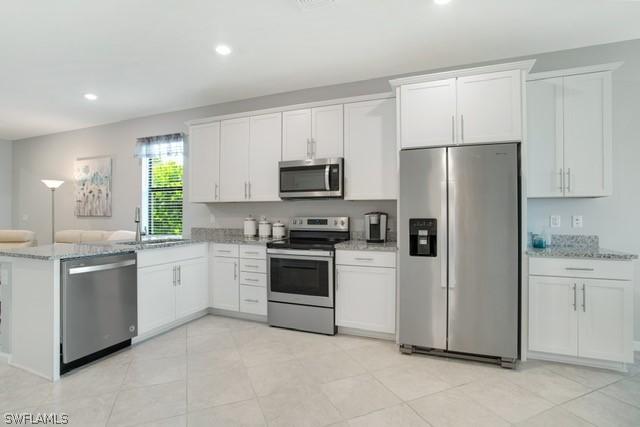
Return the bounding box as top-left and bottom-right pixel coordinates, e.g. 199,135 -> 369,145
550,215 -> 561,228
572,215 -> 583,228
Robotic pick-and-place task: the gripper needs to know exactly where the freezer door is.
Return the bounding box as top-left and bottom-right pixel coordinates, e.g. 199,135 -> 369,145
447,143 -> 520,359
398,148 -> 447,350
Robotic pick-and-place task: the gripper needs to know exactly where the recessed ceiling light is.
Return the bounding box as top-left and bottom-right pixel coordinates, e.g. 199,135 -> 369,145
84,93 -> 98,101
434,0 -> 451,4
215,45 -> 232,56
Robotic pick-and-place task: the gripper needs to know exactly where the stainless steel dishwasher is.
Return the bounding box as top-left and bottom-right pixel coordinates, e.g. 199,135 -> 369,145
61,253 -> 137,372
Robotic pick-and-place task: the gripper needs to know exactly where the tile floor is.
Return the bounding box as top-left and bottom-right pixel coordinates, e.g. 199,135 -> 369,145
1,315 -> 639,426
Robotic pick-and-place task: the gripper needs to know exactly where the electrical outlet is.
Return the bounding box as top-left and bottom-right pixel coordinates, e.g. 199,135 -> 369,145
550,215 -> 561,228
572,215 -> 583,228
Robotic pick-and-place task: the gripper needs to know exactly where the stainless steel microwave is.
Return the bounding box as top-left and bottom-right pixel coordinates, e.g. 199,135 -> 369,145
279,158 -> 344,199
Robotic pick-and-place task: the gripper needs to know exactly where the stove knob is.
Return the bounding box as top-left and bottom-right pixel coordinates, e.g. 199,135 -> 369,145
334,220 -> 338,226
340,220 -> 345,227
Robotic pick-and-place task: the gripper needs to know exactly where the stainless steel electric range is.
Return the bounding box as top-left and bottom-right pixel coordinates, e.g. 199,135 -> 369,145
266,216 -> 349,335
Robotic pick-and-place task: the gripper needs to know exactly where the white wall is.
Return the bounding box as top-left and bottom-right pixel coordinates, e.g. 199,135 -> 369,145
11,39 -> 640,338
0,139 -> 12,227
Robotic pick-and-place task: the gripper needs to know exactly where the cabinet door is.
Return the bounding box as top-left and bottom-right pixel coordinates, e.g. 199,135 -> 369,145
249,113 -> 282,201
527,78 -> 564,198
312,104 -> 343,159
138,265 -> 176,334
336,265 -> 396,334
219,118 -> 250,201
563,72 -> 612,197
578,279 -> 633,363
189,122 -> 220,202
344,99 -> 397,200
282,109 -> 311,161
528,276 -> 578,356
457,70 -> 522,143
175,258 -> 208,319
400,78 -> 456,148
211,256 -> 239,311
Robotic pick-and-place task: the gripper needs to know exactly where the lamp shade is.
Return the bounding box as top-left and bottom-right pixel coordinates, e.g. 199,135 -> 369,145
41,179 -> 65,189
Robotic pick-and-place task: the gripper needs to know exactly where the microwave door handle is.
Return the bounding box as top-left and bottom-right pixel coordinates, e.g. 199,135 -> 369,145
325,165 -> 331,191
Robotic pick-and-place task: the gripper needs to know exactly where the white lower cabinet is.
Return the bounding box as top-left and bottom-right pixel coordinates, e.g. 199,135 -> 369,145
528,257 -> 634,365
209,243 -> 267,316
137,244 -> 209,335
336,251 -> 397,334
211,255 -> 239,312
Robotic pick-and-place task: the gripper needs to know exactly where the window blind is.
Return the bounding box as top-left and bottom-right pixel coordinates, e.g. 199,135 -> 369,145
146,155 -> 183,236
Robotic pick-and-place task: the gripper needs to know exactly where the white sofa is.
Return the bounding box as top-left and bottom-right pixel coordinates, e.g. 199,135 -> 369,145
0,230 -> 37,249
55,230 -> 136,244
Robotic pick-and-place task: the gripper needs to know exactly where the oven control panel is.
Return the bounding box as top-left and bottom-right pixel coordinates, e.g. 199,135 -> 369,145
289,216 -> 349,231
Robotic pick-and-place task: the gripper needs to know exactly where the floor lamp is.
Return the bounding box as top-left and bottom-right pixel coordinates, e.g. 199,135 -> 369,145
41,180 -> 64,244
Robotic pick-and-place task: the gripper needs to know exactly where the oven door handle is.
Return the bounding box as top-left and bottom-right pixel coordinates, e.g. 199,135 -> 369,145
324,165 -> 331,191
267,249 -> 333,258
267,253 -> 333,262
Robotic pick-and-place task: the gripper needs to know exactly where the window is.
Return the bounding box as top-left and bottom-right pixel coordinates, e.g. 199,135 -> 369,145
137,134 -> 184,236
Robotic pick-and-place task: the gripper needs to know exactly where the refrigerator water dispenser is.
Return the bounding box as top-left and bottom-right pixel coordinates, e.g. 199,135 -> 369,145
409,218 -> 437,257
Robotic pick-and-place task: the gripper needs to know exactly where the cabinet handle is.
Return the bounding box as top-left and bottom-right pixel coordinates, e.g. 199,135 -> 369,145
355,257 -> 374,261
312,139 -> 316,158
217,249 -> 231,254
566,168 -> 572,193
461,114 -> 465,142
572,283 -> 577,311
245,278 -> 259,282
244,298 -> 259,303
306,138 -> 311,159
244,182 -> 248,199
565,267 -> 594,272
248,181 -> 251,199
582,283 -> 586,312
245,264 -> 259,269
558,169 -> 564,192
172,266 -> 176,286
234,262 -> 238,280
215,183 -> 219,200
244,251 -> 258,255
451,116 -> 455,143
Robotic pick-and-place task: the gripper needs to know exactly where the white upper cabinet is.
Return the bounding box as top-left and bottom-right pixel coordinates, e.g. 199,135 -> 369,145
527,68 -> 614,198
282,109 -> 312,161
311,104 -> 343,159
283,105 -> 343,160
393,63 -> 530,149
563,72 -> 612,197
527,78 -> 564,197
344,98 -> 397,200
249,113 -> 282,201
219,117 -> 250,201
457,70 -> 522,143
400,79 -> 457,148
189,122 -> 220,202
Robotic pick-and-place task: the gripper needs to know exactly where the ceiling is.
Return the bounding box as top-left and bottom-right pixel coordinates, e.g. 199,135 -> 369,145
2,0 -> 640,141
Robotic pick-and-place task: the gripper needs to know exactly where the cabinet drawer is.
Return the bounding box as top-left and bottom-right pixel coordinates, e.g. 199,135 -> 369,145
240,271 -> 266,288
240,258 -> 267,273
240,285 -> 267,315
212,243 -> 239,258
529,257 -> 634,281
239,245 -> 267,259
138,243 -> 207,268
336,250 -> 396,268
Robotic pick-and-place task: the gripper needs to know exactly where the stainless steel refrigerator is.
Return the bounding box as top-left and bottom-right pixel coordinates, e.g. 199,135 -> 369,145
398,143 -> 520,368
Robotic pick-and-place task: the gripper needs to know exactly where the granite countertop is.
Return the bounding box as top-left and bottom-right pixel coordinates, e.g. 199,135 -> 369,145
191,227 -> 276,246
335,240 -> 398,252
0,239 -> 200,261
526,246 -> 638,261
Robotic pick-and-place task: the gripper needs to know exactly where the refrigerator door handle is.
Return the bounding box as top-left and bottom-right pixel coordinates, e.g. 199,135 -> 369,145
448,180 -> 456,289
440,179 -> 448,289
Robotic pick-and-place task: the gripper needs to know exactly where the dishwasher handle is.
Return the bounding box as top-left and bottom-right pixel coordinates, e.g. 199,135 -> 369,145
69,259 -> 137,275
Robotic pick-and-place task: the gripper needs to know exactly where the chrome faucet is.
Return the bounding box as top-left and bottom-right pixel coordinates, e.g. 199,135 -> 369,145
135,207 -> 142,243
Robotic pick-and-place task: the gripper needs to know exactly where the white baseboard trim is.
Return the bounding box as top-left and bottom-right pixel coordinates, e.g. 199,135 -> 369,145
634,341 -> 640,352
208,308 -> 267,323
337,326 -> 396,342
528,350 -> 628,372
133,310 -> 208,344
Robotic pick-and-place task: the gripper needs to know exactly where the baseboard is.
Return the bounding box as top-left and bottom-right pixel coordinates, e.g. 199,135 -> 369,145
634,341 -> 640,352
208,307 -> 267,323
337,326 -> 396,342
528,350 -> 629,372
133,310 -> 208,344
